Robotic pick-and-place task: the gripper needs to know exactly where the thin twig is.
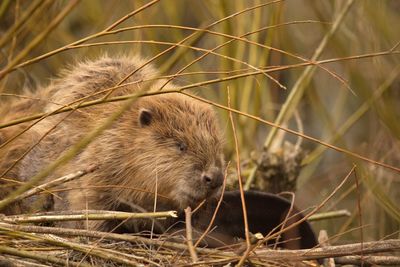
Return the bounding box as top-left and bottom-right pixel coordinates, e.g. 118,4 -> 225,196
227,87 -> 251,266
8,167 -> 96,203
185,207 -> 198,263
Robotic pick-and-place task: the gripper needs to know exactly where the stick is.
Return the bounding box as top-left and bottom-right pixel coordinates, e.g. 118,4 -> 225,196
2,210 -> 177,223
185,207 -> 198,263
335,255 -> 400,266
256,239 -> 400,261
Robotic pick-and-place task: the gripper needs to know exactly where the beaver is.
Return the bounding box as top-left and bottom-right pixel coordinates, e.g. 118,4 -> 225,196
1,55 -> 225,232
1,56 -> 318,250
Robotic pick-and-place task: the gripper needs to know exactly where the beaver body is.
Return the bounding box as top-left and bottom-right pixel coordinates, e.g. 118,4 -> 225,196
0,56 -> 224,232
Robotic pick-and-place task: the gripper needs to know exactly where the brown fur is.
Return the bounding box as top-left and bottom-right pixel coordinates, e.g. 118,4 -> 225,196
0,56 -> 224,232
0,93 -> 48,214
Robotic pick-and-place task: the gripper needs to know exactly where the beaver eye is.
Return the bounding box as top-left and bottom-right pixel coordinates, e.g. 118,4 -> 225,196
177,142 -> 187,152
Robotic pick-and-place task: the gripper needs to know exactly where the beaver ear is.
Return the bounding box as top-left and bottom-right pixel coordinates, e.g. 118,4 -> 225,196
138,108 -> 152,127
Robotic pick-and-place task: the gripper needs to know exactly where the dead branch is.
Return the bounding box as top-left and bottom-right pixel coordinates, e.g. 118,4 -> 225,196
335,255 -> 400,265
256,239 -> 400,261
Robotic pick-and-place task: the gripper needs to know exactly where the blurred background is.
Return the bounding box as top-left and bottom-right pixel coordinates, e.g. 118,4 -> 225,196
1,0 -> 399,244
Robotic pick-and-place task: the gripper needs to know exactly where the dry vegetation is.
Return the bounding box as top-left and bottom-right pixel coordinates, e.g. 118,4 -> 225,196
0,0 -> 399,266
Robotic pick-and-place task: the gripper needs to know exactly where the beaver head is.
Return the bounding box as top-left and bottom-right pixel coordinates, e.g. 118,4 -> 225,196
105,93 -> 224,212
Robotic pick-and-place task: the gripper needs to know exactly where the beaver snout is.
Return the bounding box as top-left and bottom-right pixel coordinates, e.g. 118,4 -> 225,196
202,168 -> 224,189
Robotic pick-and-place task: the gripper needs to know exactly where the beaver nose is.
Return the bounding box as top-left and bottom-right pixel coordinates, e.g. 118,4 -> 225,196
202,169 -> 223,189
